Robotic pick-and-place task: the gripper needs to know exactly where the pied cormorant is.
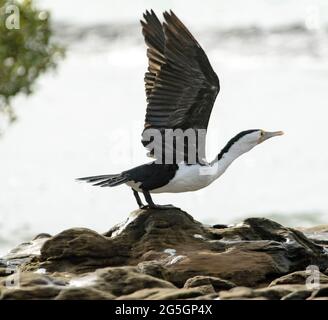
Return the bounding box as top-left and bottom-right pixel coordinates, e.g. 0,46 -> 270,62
78,10 -> 283,209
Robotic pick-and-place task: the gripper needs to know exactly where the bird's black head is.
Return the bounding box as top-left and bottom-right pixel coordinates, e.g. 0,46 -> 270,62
218,129 -> 284,160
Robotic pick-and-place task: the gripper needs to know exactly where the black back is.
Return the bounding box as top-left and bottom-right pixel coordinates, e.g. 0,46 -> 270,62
123,162 -> 178,191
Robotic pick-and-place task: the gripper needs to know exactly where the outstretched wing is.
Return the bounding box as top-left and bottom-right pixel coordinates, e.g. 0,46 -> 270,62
140,10 -> 166,100
140,10 -> 220,163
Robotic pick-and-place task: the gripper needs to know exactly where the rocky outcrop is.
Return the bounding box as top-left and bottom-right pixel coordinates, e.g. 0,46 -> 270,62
0,208 -> 328,300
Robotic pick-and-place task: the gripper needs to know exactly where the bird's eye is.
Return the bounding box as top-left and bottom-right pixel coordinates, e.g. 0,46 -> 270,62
260,131 -> 264,136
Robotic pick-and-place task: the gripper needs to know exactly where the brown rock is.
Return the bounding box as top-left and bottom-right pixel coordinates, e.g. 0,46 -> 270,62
1,208 -> 328,300
0,272 -> 67,300
184,275 -> 236,291
307,285 -> 328,299
191,293 -> 220,300
117,287 -> 207,300
37,210 -> 328,287
219,287 -> 255,299
282,290 -> 313,300
298,225 -> 328,246
0,271 -> 68,288
137,261 -> 166,279
40,228 -> 124,273
220,284 -> 309,300
270,270 -> 328,286
91,266 -> 176,296
0,286 -> 61,300
0,268 -> 9,277
41,228 -> 112,260
55,287 -> 115,300
255,284 -> 308,300
164,246 -> 278,287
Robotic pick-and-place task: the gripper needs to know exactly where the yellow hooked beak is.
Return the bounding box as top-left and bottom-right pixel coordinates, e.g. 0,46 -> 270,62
260,130 -> 284,143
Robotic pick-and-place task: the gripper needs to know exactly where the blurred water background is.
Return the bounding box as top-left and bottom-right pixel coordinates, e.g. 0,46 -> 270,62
1,0 -> 328,254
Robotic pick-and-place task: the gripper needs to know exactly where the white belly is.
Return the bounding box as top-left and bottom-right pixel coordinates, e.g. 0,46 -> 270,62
126,157 -> 231,194
150,163 -> 214,193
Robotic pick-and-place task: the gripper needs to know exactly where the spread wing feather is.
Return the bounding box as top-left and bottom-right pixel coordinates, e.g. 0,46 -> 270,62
140,10 -> 220,163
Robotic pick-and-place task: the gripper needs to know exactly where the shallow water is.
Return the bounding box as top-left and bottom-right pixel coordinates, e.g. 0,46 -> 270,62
1,0 -> 328,254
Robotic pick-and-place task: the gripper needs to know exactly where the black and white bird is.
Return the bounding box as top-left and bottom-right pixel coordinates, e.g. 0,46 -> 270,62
78,10 -> 283,209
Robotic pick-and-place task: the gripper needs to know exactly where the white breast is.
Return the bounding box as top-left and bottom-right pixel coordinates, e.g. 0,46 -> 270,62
150,163 -> 215,193
126,148 -> 241,194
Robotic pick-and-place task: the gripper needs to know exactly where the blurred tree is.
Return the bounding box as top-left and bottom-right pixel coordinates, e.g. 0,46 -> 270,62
0,0 -> 64,133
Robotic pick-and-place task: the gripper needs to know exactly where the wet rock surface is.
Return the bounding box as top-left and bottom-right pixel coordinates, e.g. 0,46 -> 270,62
1,208 -> 328,300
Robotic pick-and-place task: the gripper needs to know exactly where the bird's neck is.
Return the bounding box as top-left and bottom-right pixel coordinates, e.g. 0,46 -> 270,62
207,140 -> 250,181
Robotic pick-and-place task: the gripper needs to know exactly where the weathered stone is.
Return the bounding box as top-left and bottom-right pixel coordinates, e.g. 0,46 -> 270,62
39,228 -> 123,273
1,236 -> 51,274
219,286 -> 255,299
36,211 -> 328,287
282,290 -> 313,300
0,271 -> 68,288
163,246 -> 278,287
298,225 -> 328,246
41,228 -> 112,260
92,266 -> 176,296
55,287 -> 115,300
117,287 -> 207,300
0,272 -> 67,300
5,236 -> 50,260
308,285 -> 328,299
220,284 -> 311,300
0,268 -> 9,277
255,284 -> 308,300
184,275 -> 236,291
191,293 -> 220,300
0,286 -> 61,300
270,270 -> 328,286
1,208 -> 328,300
137,261 -> 166,279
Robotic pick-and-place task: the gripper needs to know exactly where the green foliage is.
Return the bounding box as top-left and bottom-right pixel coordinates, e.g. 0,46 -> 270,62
0,0 -> 64,129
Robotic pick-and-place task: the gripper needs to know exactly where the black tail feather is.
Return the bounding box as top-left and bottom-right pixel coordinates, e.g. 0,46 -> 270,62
76,174 -> 128,187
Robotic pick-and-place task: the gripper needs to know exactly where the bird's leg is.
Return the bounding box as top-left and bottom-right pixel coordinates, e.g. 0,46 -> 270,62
132,189 -> 145,209
142,190 -> 156,208
142,190 -> 177,210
